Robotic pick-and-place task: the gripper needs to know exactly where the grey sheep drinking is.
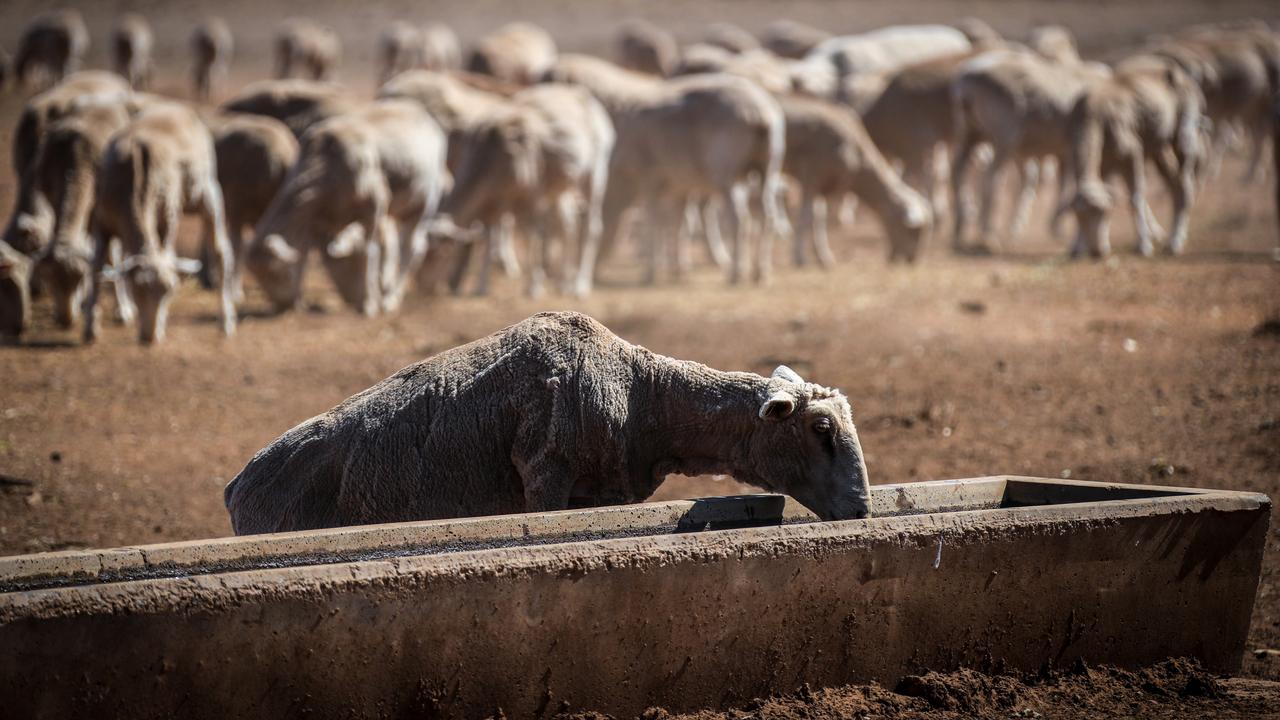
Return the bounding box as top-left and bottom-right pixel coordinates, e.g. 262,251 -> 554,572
225,311 -> 871,533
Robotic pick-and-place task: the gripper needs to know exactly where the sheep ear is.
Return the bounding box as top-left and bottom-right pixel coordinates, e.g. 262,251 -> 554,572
759,391 -> 797,421
771,365 -> 804,384
265,234 -> 301,264
326,224 -> 365,258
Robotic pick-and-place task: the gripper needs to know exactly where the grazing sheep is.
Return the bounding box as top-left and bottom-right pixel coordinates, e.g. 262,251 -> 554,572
220,79 -> 355,138
191,17 -> 233,101
5,72 -> 132,256
608,73 -> 788,285
29,104 -> 134,329
13,10 -> 89,90
112,13 -> 153,90
760,19 -> 831,60
421,23 -> 462,71
1151,28 -> 1275,180
796,25 -> 973,98
275,19 -> 341,81
468,22 -> 557,85
859,51 -> 978,220
225,311 -> 872,533
0,241 -> 31,341
246,100 -> 447,315
440,84 -> 615,298
547,56 -> 782,283
674,47 -> 798,94
1029,25 -> 1082,65
378,70 -> 514,170
780,95 -> 932,265
206,114 -> 300,299
83,102 -> 237,344
379,20 -> 423,84
678,43 -> 735,75
950,49 -> 1111,252
378,69 -> 522,291
704,22 -> 761,54
615,18 -> 678,76
1066,55 -> 1205,257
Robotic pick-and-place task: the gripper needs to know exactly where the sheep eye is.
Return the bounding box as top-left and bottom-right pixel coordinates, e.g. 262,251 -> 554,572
813,418 -> 832,434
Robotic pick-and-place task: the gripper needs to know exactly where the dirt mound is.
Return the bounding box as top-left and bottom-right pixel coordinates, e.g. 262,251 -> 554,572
556,660 -> 1272,720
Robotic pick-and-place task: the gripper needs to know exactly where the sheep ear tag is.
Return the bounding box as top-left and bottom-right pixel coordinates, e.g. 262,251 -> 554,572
759,391 -> 797,421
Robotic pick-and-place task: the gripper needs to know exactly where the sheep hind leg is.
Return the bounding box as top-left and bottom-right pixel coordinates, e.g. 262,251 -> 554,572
700,199 -> 731,270
1154,145 -> 1194,255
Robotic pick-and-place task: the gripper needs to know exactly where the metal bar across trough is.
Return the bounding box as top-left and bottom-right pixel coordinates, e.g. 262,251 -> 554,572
0,476 -> 1269,718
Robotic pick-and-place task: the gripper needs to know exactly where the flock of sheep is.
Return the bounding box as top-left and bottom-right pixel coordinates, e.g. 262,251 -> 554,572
1,9 -> 1278,345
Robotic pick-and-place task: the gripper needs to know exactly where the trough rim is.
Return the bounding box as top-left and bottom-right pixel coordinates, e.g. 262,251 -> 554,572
0,475 -> 1269,623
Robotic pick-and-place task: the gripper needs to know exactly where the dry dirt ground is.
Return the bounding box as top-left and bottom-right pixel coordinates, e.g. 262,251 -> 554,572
1,0 -> 1279,716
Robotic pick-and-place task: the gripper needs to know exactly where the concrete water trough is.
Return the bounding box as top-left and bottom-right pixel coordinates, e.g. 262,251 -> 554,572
0,475 -> 1269,718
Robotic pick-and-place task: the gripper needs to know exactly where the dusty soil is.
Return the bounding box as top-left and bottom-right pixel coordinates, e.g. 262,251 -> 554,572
1,0 -> 1279,716
635,660 -> 1280,720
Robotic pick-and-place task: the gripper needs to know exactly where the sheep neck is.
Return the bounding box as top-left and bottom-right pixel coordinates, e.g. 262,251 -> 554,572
633,350 -> 769,491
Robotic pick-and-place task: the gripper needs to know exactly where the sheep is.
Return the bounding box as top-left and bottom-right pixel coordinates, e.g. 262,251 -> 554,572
245,100 -> 447,316
220,79 -> 356,138
204,114 -> 300,300
111,13 -> 153,90
1029,25 -> 1082,65
224,311 -> 872,533
0,241 -> 31,341
379,20 -> 423,84
13,10 -> 88,90
604,73 -> 788,285
28,104 -> 134,330
615,18 -> 678,76
1150,27 -> 1276,180
546,55 -> 776,282
191,17 -> 233,101
421,23 -> 462,71
674,47 -> 798,95
954,18 -> 1004,49
703,22 -> 761,54
82,101 -> 237,345
275,18 -> 341,81
378,70 -> 514,169
377,69 -> 522,290
796,25 -> 973,98
5,72 -> 132,256
859,51 -> 978,220
779,95 -> 932,265
468,22 -> 557,85
439,84 -> 615,298
759,19 -> 831,60
1065,55 -> 1205,258
950,49 -> 1111,252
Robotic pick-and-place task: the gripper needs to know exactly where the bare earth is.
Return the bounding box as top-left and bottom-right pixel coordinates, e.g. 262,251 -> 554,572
1,0 -> 1279,716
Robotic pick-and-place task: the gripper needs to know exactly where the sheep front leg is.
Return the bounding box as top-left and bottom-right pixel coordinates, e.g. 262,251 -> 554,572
813,196 -> 835,268
1119,152 -> 1155,257
1008,158 -> 1039,241
198,180 -> 237,336
950,134 -> 979,251
81,231 -> 110,344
